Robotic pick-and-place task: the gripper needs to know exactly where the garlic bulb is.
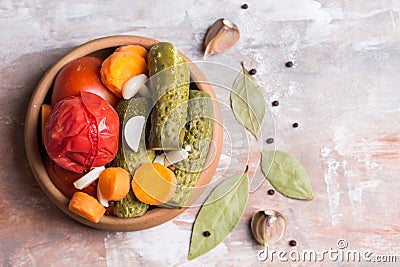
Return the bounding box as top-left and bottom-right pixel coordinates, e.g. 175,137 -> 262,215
251,210 -> 286,246
204,18 -> 240,58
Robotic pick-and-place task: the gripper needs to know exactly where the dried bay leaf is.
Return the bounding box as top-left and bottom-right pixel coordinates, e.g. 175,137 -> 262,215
230,63 -> 266,139
188,173 -> 249,260
261,150 -> 313,200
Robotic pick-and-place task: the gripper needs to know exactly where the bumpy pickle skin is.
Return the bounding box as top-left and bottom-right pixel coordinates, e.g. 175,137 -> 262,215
147,42 -> 190,150
160,90 -> 214,208
111,97 -> 154,217
113,190 -> 149,218
111,98 -> 155,173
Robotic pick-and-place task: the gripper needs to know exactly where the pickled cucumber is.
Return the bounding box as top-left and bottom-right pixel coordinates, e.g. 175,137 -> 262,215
111,98 -> 154,217
113,190 -> 149,218
147,42 -> 190,150
161,90 -> 214,208
111,98 -> 155,173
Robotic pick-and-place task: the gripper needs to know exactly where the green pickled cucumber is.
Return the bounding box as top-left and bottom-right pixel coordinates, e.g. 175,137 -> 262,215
147,42 -> 190,150
161,90 -> 214,208
111,97 -> 154,217
113,190 -> 149,218
111,98 -> 155,173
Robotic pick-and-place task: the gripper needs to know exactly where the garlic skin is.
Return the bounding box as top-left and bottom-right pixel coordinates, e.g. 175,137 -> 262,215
251,210 -> 286,246
204,18 -> 240,58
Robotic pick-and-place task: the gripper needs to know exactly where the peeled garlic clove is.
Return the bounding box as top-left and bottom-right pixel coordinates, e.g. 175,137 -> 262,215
73,166 -> 105,190
204,18 -> 240,58
153,154 -> 166,165
138,83 -> 152,99
122,74 -> 148,99
124,116 -> 145,152
251,210 -> 286,246
165,149 -> 189,166
97,182 -> 109,207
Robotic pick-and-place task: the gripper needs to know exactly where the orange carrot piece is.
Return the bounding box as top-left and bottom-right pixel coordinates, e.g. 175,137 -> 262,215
98,167 -> 130,201
100,50 -> 148,98
68,192 -> 106,223
132,163 -> 177,205
115,45 -> 148,61
41,104 -> 52,145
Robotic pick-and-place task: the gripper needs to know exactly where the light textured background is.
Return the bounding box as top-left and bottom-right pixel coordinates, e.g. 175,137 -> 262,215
1,0 -> 399,266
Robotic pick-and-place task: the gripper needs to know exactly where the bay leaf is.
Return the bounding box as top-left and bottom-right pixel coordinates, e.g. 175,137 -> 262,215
230,63 -> 266,139
261,150 -> 313,200
188,173 -> 249,260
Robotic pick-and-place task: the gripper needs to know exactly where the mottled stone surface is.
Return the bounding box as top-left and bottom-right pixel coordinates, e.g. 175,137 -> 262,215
1,0 -> 399,266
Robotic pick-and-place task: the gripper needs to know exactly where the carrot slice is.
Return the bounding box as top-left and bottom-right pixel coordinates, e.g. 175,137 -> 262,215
115,45 -> 148,61
68,192 -> 106,223
98,167 -> 130,201
100,51 -> 148,98
132,163 -> 177,205
41,104 -> 52,145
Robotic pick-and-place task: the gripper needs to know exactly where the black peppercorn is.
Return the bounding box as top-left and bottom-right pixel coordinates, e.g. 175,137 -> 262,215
272,100 -> 279,107
267,189 -> 275,195
241,3 -> 248,9
285,61 -> 293,68
292,122 -> 298,128
289,240 -> 297,246
249,68 -> 257,75
266,138 -> 274,144
203,231 -> 211,237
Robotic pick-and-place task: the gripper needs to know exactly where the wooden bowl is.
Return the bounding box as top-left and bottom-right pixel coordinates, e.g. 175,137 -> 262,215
24,35 -> 223,231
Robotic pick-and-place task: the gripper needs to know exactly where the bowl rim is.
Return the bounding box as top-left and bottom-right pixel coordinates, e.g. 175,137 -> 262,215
24,35 -> 223,231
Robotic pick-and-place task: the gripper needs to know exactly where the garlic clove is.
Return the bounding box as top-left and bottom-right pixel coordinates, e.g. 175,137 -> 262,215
204,18 -> 240,58
122,74 -> 148,99
251,210 -> 286,247
153,154 -> 166,165
97,182 -> 109,207
138,83 -> 152,99
164,149 -> 189,166
152,149 -> 188,167
124,116 -> 146,152
73,166 -> 105,190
